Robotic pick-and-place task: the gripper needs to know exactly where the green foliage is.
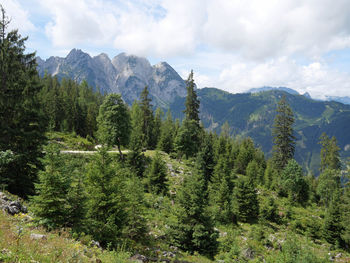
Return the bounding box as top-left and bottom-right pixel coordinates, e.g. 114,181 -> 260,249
184,70 -> 200,125
272,95 -> 296,170
0,6 -> 46,197
233,176 -> 259,223
264,159 -> 278,189
167,171 -> 218,258
174,119 -> 202,158
246,159 -> 263,186
31,144 -> 69,229
145,151 -> 168,195
157,110 -> 175,153
195,133 -> 215,185
265,235 -> 327,263
319,133 -> 341,172
323,191 -> 343,247
279,159 -> 309,204
85,148 -> 126,247
123,175 -> 148,243
127,101 -> 146,177
39,76 -> 103,138
259,196 -> 279,223
97,94 -> 130,159
140,86 -> 155,149
317,168 -> 340,207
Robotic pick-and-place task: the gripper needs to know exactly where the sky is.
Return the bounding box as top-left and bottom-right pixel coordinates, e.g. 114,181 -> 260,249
3,0 -> 350,99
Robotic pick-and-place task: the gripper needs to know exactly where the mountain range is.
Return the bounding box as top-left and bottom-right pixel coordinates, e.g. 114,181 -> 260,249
37,49 -> 187,107
37,49 -> 350,174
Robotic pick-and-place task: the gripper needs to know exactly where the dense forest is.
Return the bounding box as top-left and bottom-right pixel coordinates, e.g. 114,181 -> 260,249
1,5 -> 350,262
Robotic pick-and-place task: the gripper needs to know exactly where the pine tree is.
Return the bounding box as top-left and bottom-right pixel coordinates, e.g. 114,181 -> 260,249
272,95 -> 295,170
0,6 -> 46,197
145,151 -> 168,195
168,171 -> 218,258
97,94 -> 130,160
184,70 -> 200,125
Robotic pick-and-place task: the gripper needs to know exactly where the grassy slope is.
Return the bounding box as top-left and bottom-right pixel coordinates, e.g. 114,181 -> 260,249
1,146 -> 350,262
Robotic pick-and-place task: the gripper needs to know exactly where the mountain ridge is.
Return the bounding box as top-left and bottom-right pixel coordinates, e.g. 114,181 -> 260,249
37,49 -> 187,106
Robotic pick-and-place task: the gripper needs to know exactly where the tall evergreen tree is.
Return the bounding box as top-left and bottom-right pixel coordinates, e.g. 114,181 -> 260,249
279,159 -> 308,204
127,101 -> 146,177
97,94 -> 130,160
168,171 -> 218,258
317,168 -> 341,207
140,86 -> 154,149
145,151 -> 168,195
319,133 -> 341,172
157,109 -> 175,153
184,70 -> 200,125
0,6 -> 46,197
272,95 -> 295,170
85,148 -> 126,247
174,119 -> 202,158
233,176 -> 259,223
31,144 -> 68,229
323,191 -> 343,247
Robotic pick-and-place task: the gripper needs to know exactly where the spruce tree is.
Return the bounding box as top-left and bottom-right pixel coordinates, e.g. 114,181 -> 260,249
184,70 -> 200,125
279,159 -> 308,204
174,118 -> 201,158
168,171 -> 218,258
128,101 -> 146,177
233,176 -> 259,223
319,133 -> 341,172
85,148 -> 126,247
323,191 -> 343,247
152,107 -> 163,148
317,168 -> 341,207
272,95 -> 295,170
31,144 -> 69,229
97,94 -> 130,160
123,174 -> 148,242
157,109 -> 175,153
0,6 -> 46,197
145,151 -> 168,195
140,86 -> 154,149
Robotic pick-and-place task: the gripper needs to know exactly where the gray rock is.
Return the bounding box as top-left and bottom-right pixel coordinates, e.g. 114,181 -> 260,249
30,233 -> 47,240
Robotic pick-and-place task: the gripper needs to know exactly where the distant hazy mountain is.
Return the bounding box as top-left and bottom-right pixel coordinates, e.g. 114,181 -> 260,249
37,49 -> 187,106
170,88 -> 350,175
325,95 -> 350,105
247,86 -> 300,95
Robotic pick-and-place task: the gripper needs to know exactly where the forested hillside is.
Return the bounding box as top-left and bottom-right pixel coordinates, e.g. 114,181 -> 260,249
170,88 -> 350,174
2,5 -> 350,263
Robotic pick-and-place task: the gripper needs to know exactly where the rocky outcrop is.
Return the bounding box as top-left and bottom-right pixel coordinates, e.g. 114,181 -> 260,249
0,192 -> 27,215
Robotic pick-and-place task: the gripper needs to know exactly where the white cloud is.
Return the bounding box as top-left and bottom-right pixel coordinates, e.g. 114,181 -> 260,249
2,0 -> 36,32
10,0 -> 350,98
204,57 -> 350,99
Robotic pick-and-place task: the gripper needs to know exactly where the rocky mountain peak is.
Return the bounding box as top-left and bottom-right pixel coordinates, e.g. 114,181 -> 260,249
37,49 -> 187,107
